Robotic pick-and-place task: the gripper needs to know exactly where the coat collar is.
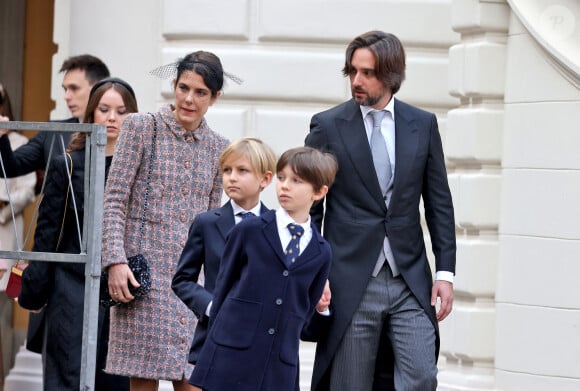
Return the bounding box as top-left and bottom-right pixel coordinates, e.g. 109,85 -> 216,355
215,201 -> 236,240
215,201 -> 270,240
159,104 -> 210,142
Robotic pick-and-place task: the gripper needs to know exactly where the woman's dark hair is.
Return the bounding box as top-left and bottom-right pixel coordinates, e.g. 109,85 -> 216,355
342,31 -> 406,95
68,78 -> 138,152
0,83 -> 15,120
89,77 -> 136,102
176,51 -> 224,97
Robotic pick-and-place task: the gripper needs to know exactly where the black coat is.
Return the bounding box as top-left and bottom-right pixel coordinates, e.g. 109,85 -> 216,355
18,150 -> 128,391
0,118 -> 76,354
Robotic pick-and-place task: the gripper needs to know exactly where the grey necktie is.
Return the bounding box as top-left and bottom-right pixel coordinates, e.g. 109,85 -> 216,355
369,110 -> 392,196
369,111 -> 400,277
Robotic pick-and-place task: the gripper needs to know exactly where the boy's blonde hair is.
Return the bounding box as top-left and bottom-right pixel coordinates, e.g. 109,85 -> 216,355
219,137 -> 277,176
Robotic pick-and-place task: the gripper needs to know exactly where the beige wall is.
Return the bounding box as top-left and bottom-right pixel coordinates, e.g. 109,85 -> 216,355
496,1 -> 580,389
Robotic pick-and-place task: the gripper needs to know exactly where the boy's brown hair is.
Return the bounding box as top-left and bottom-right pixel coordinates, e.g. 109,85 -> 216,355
276,146 -> 338,192
219,137 -> 277,176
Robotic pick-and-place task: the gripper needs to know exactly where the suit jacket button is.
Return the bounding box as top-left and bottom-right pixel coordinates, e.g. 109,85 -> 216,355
268,328 -> 275,335
282,270 -> 289,276
275,298 -> 283,305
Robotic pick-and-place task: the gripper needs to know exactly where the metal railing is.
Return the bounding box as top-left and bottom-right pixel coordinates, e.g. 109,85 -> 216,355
0,121 -> 107,390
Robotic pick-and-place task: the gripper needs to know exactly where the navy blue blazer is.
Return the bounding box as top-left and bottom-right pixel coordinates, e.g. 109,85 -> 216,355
172,200 -> 269,363
190,209 -> 332,391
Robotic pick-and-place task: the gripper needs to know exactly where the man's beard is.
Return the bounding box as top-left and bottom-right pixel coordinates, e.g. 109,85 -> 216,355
351,88 -> 385,107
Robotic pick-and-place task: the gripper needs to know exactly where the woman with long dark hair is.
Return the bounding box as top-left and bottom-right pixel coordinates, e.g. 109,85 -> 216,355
19,78 -> 138,391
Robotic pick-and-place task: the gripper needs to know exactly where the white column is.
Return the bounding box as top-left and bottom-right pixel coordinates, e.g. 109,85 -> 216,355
439,1 -> 510,389
496,1 -> 580,389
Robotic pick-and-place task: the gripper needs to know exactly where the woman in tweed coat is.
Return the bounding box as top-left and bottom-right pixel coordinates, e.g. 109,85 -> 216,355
102,51 -> 230,391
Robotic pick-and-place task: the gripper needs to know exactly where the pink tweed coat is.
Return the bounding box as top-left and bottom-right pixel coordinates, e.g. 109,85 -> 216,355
102,104 -> 229,380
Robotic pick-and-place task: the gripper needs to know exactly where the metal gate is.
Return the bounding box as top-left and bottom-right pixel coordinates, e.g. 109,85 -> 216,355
0,120 -> 107,390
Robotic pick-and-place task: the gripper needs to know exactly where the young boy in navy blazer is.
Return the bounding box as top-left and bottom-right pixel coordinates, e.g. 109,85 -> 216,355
189,146 -> 337,391
172,137 -> 277,365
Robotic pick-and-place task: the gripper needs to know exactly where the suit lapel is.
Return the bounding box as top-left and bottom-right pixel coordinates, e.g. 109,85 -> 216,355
262,211 -> 288,267
259,202 -> 269,215
215,201 -> 236,240
336,100 -> 386,208
262,213 -> 323,269
294,223 -> 323,268
390,99 -> 419,212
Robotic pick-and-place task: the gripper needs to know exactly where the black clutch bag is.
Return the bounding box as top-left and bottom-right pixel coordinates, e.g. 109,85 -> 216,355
100,254 -> 152,308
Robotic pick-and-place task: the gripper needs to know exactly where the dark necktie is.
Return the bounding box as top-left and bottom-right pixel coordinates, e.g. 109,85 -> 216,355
237,211 -> 255,220
285,223 -> 304,266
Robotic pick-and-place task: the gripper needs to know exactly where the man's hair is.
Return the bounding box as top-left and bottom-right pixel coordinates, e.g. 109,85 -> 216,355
220,137 -> 277,176
342,31 -> 406,94
59,54 -> 110,85
276,147 -> 338,192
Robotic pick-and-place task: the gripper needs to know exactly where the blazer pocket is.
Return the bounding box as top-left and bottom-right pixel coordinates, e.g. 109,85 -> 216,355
279,312 -> 304,366
211,297 -> 262,349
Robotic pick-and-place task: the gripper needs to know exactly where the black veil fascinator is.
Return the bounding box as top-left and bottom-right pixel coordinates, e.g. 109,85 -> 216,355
149,59 -> 243,85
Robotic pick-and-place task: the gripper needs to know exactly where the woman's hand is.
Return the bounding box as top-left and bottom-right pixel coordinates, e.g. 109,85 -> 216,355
107,263 -> 141,304
0,115 -> 10,136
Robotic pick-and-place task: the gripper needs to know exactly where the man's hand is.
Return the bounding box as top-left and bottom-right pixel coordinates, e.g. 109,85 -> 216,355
431,280 -> 453,322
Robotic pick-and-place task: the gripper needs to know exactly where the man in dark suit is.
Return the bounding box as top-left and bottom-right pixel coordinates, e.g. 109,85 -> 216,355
305,31 -> 456,391
0,54 -> 109,354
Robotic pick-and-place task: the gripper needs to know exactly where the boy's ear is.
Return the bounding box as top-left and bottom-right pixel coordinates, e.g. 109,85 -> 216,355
259,171 -> 273,191
312,185 -> 328,201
